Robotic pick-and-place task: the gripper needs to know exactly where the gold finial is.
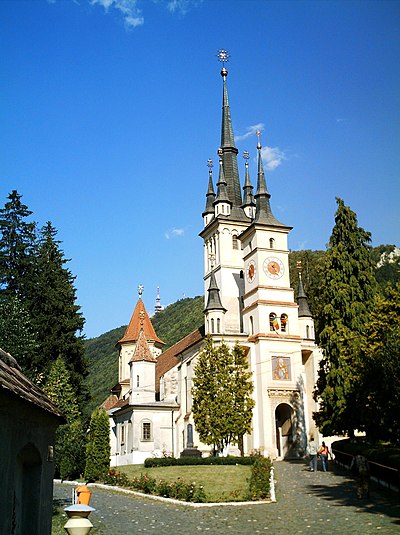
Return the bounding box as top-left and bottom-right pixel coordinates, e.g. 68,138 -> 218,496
296,261 -> 302,275
207,159 -> 213,177
256,130 -> 262,150
217,49 -> 229,78
217,49 -> 230,63
138,284 -> 144,297
243,151 -> 249,167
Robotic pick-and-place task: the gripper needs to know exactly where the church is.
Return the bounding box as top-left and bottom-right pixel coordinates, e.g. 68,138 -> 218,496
102,54 -> 322,466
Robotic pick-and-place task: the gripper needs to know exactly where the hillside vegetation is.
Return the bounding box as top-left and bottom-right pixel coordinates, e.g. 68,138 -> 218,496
84,246 -> 399,416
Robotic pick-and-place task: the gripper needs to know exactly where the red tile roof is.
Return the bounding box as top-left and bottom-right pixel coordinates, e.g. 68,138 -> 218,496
130,329 -> 157,363
118,298 -> 165,346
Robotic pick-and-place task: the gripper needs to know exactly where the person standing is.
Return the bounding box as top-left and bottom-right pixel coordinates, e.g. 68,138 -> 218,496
307,436 -> 318,472
318,441 -> 330,472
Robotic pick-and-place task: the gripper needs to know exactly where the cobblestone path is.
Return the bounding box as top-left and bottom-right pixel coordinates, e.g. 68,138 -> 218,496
53,460 -> 400,534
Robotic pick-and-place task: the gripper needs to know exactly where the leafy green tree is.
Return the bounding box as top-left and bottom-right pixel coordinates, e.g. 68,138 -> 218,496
359,283 -> 400,443
0,294 -> 38,375
84,409 -> 110,481
313,198 -> 377,436
192,336 -> 255,454
30,221 -> 87,402
0,190 -> 37,297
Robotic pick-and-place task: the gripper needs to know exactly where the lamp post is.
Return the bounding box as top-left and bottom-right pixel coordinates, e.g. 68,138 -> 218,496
63,504 -> 95,535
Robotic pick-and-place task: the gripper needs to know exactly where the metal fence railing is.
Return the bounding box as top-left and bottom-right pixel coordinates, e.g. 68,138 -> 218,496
332,448 -> 399,494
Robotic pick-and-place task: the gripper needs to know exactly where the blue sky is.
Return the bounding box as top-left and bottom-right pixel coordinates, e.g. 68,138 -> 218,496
1,0 -> 399,338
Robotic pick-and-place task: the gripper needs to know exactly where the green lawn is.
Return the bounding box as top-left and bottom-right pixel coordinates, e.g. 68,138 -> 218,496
118,463 -> 251,502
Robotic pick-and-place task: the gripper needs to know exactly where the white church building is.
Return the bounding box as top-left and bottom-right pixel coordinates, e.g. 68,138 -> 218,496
102,56 -> 322,465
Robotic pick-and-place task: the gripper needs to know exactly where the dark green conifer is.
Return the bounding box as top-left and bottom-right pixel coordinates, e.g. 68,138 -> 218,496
313,198 -> 376,436
84,409 -> 110,481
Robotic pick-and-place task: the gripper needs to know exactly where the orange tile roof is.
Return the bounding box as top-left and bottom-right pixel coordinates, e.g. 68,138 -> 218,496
118,298 -> 165,346
155,325 -> 205,393
130,329 -> 157,363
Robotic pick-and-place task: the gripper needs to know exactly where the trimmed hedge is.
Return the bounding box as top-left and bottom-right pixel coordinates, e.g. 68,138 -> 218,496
144,455 -> 256,468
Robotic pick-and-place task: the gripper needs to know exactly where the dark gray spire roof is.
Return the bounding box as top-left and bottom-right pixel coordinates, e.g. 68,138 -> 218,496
214,157 -> 231,205
204,271 -> 227,312
297,272 -> 312,317
242,156 -> 255,209
219,68 -> 248,222
254,141 -> 286,227
203,165 -> 216,217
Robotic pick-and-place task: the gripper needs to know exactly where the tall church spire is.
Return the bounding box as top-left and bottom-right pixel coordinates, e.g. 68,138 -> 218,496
217,50 -> 247,221
253,131 -> 285,226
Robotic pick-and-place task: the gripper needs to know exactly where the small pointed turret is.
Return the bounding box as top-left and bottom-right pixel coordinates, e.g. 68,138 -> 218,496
214,150 -> 231,209
202,159 -> 216,223
241,150 -> 255,219
297,271 -> 312,318
254,132 -> 285,226
204,270 -> 227,313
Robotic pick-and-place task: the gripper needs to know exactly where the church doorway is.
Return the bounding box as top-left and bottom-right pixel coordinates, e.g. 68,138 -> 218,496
275,403 -> 293,459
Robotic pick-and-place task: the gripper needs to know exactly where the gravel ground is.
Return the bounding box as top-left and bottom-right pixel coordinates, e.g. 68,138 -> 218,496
53,460 -> 400,534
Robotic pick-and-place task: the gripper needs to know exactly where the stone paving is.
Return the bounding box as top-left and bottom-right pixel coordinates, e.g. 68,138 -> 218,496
53,460 -> 400,534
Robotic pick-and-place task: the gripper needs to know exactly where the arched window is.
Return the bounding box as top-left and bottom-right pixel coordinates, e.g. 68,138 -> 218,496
136,375 -> 140,387
217,318 -> 221,333
232,235 -> 238,250
211,318 -> 215,333
280,314 -> 288,333
270,313 -> 279,332
269,237 -> 275,249
240,270 -> 244,279
250,316 -> 254,335
306,325 -> 310,339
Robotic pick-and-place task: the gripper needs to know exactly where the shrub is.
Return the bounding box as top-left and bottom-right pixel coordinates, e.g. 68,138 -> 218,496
144,455 -> 255,468
102,469 -> 130,487
246,457 -> 272,500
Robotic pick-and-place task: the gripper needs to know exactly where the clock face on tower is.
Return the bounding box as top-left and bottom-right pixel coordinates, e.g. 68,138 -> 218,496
246,260 -> 256,283
263,256 -> 284,279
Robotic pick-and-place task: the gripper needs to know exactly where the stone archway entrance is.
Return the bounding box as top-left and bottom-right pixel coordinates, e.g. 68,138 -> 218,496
275,403 -> 293,459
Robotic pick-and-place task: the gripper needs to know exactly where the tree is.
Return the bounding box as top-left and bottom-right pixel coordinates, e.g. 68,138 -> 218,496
192,336 -> 255,454
43,357 -> 81,423
0,294 -> 38,375
359,283 -> 400,443
0,190 -> 37,297
313,198 -> 377,436
43,357 -> 86,479
30,221 -> 87,402
84,409 -> 110,481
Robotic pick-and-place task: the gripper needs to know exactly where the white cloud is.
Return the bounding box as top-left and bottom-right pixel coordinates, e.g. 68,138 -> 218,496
261,146 -> 286,171
166,0 -> 201,14
165,227 -> 185,239
90,0 -> 144,28
89,0 -> 201,28
336,118 -> 346,123
234,123 -> 265,143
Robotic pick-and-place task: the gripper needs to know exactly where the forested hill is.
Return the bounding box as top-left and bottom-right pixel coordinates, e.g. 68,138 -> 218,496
84,296 -> 204,415
84,245 -> 399,415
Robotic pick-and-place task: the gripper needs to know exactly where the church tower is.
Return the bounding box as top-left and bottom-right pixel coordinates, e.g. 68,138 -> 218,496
116,286 -> 164,399
199,52 -> 321,458
200,51 -> 252,335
